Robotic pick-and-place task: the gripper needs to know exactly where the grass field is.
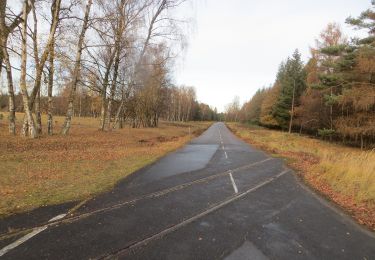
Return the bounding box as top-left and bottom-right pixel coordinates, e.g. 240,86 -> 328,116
228,122 -> 375,231
0,113 -> 211,217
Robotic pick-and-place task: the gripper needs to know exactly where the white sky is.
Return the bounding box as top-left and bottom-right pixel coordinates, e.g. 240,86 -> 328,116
174,0 -> 371,112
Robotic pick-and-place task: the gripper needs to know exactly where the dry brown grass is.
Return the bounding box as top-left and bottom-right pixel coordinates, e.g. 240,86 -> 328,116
0,113 -> 211,217
228,122 -> 375,230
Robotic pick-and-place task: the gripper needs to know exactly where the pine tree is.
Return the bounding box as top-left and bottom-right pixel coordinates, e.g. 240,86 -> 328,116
309,4 -> 375,147
309,36 -> 351,139
272,50 -> 306,130
336,2 -> 375,148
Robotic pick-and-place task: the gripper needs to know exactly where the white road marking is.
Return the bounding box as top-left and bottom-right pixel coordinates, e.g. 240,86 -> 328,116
48,213 -> 67,222
0,226 -> 47,257
107,169 -> 290,257
219,129 -> 227,159
219,129 -> 228,159
219,129 -> 224,149
228,171 -> 238,193
0,213 -> 68,257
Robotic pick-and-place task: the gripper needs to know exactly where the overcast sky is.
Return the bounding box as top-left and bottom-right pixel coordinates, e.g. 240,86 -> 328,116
174,0 -> 371,112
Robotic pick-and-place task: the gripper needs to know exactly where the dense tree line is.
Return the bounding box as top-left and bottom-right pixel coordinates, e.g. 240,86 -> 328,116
0,84 -> 218,127
238,4 -> 375,149
0,0 -> 218,138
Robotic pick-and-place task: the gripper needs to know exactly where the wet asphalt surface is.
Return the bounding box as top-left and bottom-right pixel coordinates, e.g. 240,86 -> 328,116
1,122 -> 375,259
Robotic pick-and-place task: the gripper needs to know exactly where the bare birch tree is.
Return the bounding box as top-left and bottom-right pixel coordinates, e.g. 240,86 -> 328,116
19,0 -> 37,138
0,0 -> 33,134
20,0 -> 62,135
1,0 -> 193,136
61,0 -> 93,135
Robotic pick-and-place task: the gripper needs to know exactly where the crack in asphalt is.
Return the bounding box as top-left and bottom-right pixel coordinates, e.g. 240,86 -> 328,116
98,169 -> 291,259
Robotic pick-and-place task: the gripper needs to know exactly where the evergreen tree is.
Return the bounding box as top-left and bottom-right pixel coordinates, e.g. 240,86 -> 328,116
335,2 -> 375,148
272,50 -> 306,130
346,0 -> 375,35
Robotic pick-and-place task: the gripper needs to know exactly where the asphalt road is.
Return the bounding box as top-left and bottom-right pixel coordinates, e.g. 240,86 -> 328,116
1,122 -> 374,259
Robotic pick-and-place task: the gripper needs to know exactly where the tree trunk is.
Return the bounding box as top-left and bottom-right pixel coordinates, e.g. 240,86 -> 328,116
113,99 -> 124,129
35,89 -> 42,134
288,80 -> 296,134
100,91 -> 107,130
19,0 -> 37,138
1,2 -> 15,135
105,49 -> 120,130
22,0 -> 61,133
119,114 -> 124,129
329,86 -> 333,141
2,40 -> 16,135
103,0 -> 125,131
99,52 -> 116,131
61,0 -> 92,135
79,92 -> 82,117
47,44 -> 54,135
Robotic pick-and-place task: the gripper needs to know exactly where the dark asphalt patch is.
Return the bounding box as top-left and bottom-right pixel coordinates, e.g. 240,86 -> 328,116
132,144 -> 219,184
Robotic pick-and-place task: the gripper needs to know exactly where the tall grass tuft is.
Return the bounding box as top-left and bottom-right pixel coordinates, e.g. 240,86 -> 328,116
319,150 -> 375,203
